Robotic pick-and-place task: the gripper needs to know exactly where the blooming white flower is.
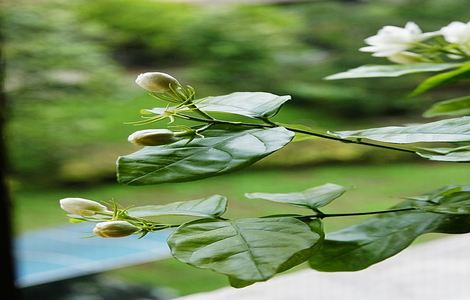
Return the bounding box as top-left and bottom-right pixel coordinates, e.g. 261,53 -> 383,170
93,221 -> 140,238
440,21 -> 470,53
59,198 -> 109,216
360,22 -> 436,57
128,129 -> 176,146
135,72 -> 180,93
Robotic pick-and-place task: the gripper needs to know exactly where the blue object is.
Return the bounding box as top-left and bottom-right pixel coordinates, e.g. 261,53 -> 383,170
15,223 -> 171,287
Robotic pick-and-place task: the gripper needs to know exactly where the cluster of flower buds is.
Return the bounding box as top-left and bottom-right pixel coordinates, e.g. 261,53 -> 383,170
128,71 -> 210,146
360,21 -> 470,63
59,198 -> 141,238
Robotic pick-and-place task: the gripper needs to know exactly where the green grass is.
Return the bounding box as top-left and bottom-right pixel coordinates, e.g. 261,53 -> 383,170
12,162 -> 469,297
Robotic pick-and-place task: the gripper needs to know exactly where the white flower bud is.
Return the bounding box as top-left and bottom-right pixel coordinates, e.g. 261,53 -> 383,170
128,129 -> 176,146
59,198 -> 109,216
387,51 -> 425,64
135,72 -> 180,93
93,221 -> 140,238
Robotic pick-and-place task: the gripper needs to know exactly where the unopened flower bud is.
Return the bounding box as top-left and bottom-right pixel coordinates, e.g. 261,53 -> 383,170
135,72 -> 180,93
59,198 -> 109,216
387,51 -> 425,64
93,221 -> 140,238
128,129 -> 176,146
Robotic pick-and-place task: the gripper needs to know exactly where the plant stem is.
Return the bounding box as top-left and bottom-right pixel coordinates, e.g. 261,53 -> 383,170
177,113 -> 415,154
311,207 -> 417,219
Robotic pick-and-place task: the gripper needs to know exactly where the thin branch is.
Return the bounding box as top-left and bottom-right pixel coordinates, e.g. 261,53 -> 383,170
313,207 -> 417,218
176,113 -> 416,154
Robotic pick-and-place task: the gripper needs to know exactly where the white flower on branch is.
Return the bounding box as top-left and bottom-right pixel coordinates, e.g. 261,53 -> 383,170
440,21 -> 470,53
360,22 -> 436,57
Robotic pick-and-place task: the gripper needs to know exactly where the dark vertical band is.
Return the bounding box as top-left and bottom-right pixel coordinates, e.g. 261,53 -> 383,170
0,24 -> 20,299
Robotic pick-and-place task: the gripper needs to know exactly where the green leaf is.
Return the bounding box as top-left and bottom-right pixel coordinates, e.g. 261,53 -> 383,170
418,186 -> 470,215
411,62 -> 470,96
195,92 -> 291,118
168,217 -> 323,283
420,200 -> 470,215
227,219 -> 324,288
325,63 -> 461,80
406,185 -> 465,203
147,92 -> 291,119
228,277 -> 255,288
331,117 -> 470,143
309,185 -> 470,272
127,195 -> 227,218
245,183 -> 346,209
117,126 -> 294,185
416,145 -> 470,162
424,96 -> 470,117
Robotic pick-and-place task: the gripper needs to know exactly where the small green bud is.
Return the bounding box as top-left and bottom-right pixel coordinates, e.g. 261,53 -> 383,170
135,72 -> 180,93
128,129 -> 177,146
59,197 -> 109,216
93,221 -> 140,238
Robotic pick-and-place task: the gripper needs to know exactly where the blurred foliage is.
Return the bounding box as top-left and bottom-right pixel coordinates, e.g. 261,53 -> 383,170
4,0 -> 470,182
3,1 -> 127,100
77,0 -> 312,91
2,1 -> 132,178
75,0 -> 470,114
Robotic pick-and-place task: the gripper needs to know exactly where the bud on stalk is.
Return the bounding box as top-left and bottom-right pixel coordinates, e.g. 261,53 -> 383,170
59,198 -> 109,216
135,72 -> 180,93
128,129 -> 177,146
93,221 -> 140,238
387,51 -> 426,64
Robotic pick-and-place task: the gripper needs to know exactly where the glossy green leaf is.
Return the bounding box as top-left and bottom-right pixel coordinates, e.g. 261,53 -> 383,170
420,200 -> 470,215
226,219 -> 324,288
195,92 -> 291,118
228,277 -> 255,288
127,195 -> 227,218
168,217 -> 323,284
147,92 -> 291,119
423,96 -> 470,117
325,63 -> 461,80
416,145 -> 470,162
331,117 -> 470,143
309,185 -> 470,272
245,183 -> 346,209
117,126 -> 294,185
411,62 -> 470,96
406,185 -> 465,203
418,186 -> 470,215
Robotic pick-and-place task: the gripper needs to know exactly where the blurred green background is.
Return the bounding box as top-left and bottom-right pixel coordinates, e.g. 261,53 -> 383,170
3,0 -> 469,298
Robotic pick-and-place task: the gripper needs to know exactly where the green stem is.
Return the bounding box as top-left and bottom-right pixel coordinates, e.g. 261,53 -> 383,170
310,207 -> 417,219
177,114 -> 415,154
188,103 -> 216,121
